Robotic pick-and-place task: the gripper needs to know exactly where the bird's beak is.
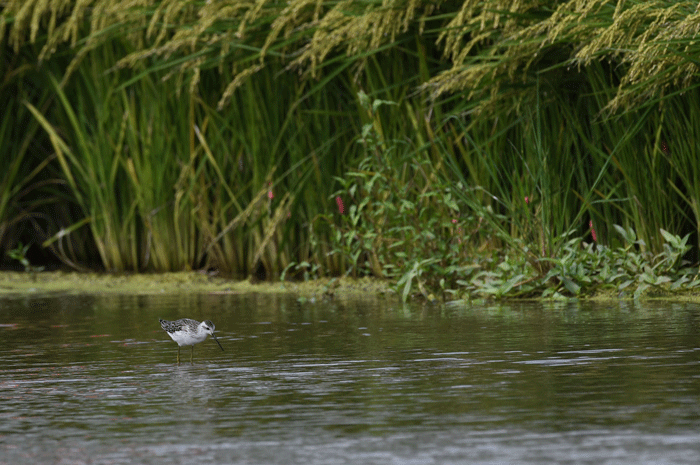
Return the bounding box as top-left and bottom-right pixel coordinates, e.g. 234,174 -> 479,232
212,334 -> 224,351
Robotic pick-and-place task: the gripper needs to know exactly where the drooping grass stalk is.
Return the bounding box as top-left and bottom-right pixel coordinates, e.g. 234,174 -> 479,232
9,1 -> 695,118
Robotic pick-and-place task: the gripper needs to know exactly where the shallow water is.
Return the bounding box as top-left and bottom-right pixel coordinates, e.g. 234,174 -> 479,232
1,293 -> 699,464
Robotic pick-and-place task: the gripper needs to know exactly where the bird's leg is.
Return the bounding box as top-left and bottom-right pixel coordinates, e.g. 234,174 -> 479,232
177,346 -> 181,365
190,345 -> 194,364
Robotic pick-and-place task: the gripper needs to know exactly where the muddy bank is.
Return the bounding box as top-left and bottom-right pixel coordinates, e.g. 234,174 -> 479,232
2,271 -> 699,303
0,271 -> 395,300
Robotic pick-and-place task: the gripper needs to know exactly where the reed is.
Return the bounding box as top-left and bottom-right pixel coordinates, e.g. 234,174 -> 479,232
25,42 -> 361,275
3,1 -> 700,298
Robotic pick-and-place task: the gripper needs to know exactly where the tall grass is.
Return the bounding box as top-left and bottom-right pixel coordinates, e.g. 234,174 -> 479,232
189,62 -> 360,277
3,1 -> 700,288
26,40 -> 360,274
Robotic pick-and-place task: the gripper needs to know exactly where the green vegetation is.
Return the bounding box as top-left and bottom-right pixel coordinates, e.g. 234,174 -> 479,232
2,1 -> 700,301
